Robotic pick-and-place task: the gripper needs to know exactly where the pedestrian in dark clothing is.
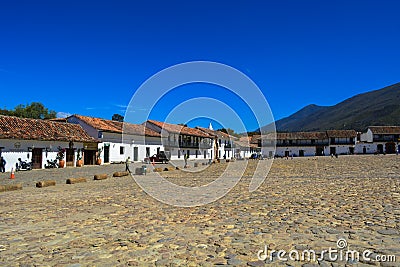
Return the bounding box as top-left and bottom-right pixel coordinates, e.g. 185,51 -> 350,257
125,157 -> 131,173
0,157 -> 6,173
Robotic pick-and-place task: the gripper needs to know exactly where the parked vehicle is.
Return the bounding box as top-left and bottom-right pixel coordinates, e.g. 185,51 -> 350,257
250,153 -> 263,160
15,158 -> 32,171
45,159 -> 58,169
145,151 -> 169,164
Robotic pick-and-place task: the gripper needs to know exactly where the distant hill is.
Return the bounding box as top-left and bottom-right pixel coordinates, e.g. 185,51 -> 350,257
259,82 -> 400,132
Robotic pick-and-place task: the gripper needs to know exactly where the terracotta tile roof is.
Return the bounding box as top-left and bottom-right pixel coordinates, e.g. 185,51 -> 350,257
0,115 -> 97,142
368,126 -> 400,134
72,115 -> 160,137
47,118 -> 67,123
259,133 -> 276,140
147,120 -> 212,138
73,115 -> 122,133
240,135 -> 261,144
235,140 -> 258,148
276,132 -> 328,140
239,136 -> 250,142
196,127 -> 237,140
123,123 -> 161,137
326,130 -> 357,138
250,135 -> 261,144
235,135 -> 260,148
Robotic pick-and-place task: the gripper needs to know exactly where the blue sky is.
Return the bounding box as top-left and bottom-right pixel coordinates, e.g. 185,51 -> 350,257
1,0 -> 399,132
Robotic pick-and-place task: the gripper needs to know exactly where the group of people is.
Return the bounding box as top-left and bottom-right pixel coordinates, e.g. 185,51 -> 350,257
0,156 -> 6,172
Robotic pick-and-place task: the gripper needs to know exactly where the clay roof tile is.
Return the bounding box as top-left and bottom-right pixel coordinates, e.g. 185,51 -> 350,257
0,115 -> 97,142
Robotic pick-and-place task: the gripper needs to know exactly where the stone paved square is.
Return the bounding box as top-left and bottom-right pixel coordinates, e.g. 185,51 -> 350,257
0,155 -> 399,266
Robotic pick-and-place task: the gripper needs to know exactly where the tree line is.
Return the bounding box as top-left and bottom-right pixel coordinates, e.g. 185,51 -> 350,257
0,102 -> 57,119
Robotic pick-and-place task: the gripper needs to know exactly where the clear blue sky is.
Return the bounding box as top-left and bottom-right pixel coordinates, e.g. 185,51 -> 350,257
1,0 -> 399,132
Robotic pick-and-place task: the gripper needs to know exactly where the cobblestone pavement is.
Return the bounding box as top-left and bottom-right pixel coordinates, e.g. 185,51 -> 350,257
0,155 -> 399,266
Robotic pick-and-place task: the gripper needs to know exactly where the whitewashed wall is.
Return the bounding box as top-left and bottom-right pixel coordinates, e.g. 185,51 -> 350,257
237,148 -> 253,158
0,139 -> 84,172
276,146 -> 317,157
261,147 -> 275,158
166,148 -> 212,160
98,132 -> 164,163
217,147 -> 234,159
215,136 -> 235,159
329,145 -> 354,155
355,142 -> 376,154
354,142 -> 399,154
366,129 -> 374,142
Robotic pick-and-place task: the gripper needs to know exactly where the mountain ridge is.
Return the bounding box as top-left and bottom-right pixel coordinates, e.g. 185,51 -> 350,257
259,82 -> 400,132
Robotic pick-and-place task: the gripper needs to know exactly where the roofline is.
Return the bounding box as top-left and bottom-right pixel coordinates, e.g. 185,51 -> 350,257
147,120 -> 212,138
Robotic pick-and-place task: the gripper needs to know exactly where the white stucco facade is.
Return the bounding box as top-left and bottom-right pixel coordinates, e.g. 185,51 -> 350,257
98,132 -> 163,163
329,145 -> 353,155
216,136 -> 235,159
67,116 -> 165,164
235,147 -> 254,159
145,121 -> 214,161
355,127 -> 400,154
355,142 -> 377,154
274,146 -> 320,157
0,139 -> 85,172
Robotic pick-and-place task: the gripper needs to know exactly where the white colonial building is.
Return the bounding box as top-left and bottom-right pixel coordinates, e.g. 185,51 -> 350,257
274,132 -> 329,157
196,125 -> 238,160
326,130 -> 357,155
236,135 -> 262,158
261,130 -> 356,158
356,126 -> 400,154
67,115 -> 162,164
0,115 -> 97,172
145,120 -> 213,160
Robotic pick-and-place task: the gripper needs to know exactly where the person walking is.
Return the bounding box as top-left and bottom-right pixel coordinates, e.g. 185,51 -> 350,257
0,156 -> 5,173
184,153 -> 188,168
125,157 -> 131,173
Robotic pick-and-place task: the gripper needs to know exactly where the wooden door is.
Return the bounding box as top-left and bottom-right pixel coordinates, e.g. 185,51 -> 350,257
66,148 -> 74,167
316,146 -> 324,156
84,150 -> 96,165
32,148 -> 43,169
377,144 -> 384,154
104,146 -> 110,163
133,147 -> 138,161
385,142 -> 396,154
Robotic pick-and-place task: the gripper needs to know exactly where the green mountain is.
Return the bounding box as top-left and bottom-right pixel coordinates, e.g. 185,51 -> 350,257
261,82 -> 400,132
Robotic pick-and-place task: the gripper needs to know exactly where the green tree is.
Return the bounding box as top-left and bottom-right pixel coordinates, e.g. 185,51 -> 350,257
0,108 -> 10,116
1,102 -> 56,119
112,113 -> 124,122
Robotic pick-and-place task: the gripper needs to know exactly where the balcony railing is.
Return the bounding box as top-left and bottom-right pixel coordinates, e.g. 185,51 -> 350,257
373,138 -> 399,142
224,144 -> 235,148
163,140 -> 212,149
330,141 -> 356,145
276,142 -> 329,147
